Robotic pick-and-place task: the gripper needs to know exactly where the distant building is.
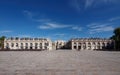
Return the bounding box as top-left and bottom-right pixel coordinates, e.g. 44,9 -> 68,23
69,38 -> 115,50
55,40 -> 66,49
4,37 -> 52,50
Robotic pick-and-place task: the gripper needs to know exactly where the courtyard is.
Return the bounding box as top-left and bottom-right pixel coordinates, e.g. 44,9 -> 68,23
0,50 -> 120,75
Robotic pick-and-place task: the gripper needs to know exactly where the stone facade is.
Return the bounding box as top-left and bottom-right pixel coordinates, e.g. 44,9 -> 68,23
70,38 -> 115,50
4,37 -> 52,50
55,40 -> 66,49
4,37 -> 115,50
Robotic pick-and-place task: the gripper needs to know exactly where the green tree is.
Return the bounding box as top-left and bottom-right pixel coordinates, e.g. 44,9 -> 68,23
0,36 -> 6,49
111,27 -> 120,50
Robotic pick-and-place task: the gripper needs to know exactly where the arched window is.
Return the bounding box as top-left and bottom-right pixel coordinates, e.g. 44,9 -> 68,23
40,43 -> 42,46
25,43 -> 28,46
16,43 -> 18,47
74,42 -> 76,45
7,43 -> 9,47
35,43 -> 38,47
11,43 -> 14,47
79,43 -> 81,45
45,43 -> 48,46
21,43 -> 23,46
83,42 -> 86,46
93,42 -> 96,45
30,43 -> 33,46
107,42 -> 110,46
102,42 -> 105,46
88,42 -> 91,45
98,42 -> 100,45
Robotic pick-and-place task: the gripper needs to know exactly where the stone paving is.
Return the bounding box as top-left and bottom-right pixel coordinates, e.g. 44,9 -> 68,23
0,50 -> 120,75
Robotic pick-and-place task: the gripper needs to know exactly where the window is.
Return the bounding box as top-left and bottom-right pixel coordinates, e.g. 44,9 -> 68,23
45,43 -> 48,46
26,43 -> 28,46
21,46 -> 23,49
30,43 -> 33,46
45,46 -> 47,49
79,43 -> 81,45
102,42 -> 105,46
40,43 -> 42,46
35,43 -> 38,47
74,42 -> 76,45
83,42 -> 86,46
34,38 -> 38,40
88,42 -> 91,45
11,43 -> 14,47
40,47 -> 42,49
74,46 -> 77,49
6,43 -> 9,47
98,42 -> 100,45
16,43 -> 18,47
30,38 -> 33,40
21,43 -> 23,46
35,47 -> 37,49
25,47 -> 28,49
93,42 -> 96,45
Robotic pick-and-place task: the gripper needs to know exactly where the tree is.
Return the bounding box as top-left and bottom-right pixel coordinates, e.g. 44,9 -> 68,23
111,27 -> 120,50
0,36 -> 6,49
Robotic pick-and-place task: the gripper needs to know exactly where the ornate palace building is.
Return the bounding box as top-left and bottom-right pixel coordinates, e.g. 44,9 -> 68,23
4,37 -> 115,50
4,37 -> 52,50
69,38 -> 115,50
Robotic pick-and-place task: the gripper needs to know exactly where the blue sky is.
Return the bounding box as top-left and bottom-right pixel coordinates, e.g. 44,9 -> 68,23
0,0 -> 120,40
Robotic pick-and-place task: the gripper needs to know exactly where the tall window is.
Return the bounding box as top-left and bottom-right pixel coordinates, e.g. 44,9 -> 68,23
30,43 -> 33,46
35,43 -> 38,46
21,43 -> 23,49
16,43 -> 18,47
40,43 -> 42,46
11,43 -> 14,47
26,43 -> 28,46
88,42 -> 91,45
45,43 -> 48,46
93,42 -> 96,45
102,42 -> 105,46
7,43 -> 9,47
74,46 -> 77,49
98,42 -> 100,45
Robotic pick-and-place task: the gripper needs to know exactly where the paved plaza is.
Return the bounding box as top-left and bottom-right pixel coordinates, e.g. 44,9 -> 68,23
0,50 -> 120,75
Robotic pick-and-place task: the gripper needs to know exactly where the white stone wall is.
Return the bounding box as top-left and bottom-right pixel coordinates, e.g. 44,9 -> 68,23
71,39 -> 114,50
4,38 -> 52,50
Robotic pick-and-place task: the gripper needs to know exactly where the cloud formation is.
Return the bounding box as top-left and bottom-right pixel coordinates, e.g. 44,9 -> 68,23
0,30 -> 13,34
72,26 -> 82,31
38,22 -> 71,29
109,17 -> 120,21
23,10 -> 34,19
87,23 -> 114,34
71,0 -> 119,11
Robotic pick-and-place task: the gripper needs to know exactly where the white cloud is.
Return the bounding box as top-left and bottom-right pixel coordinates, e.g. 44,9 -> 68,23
23,10 -> 36,19
85,0 -> 95,9
38,22 -> 71,29
72,26 -> 82,31
35,18 -> 51,22
54,34 -> 65,36
70,0 -> 119,11
0,30 -> 13,33
109,17 -> 120,21
15,35 -> 32,38
87,23 -> 114,34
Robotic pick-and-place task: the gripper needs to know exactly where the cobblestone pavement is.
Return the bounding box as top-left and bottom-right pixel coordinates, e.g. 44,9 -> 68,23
0,50 -> 120,75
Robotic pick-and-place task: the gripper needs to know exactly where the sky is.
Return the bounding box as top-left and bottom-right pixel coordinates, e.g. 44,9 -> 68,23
0,0 -> 120,41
